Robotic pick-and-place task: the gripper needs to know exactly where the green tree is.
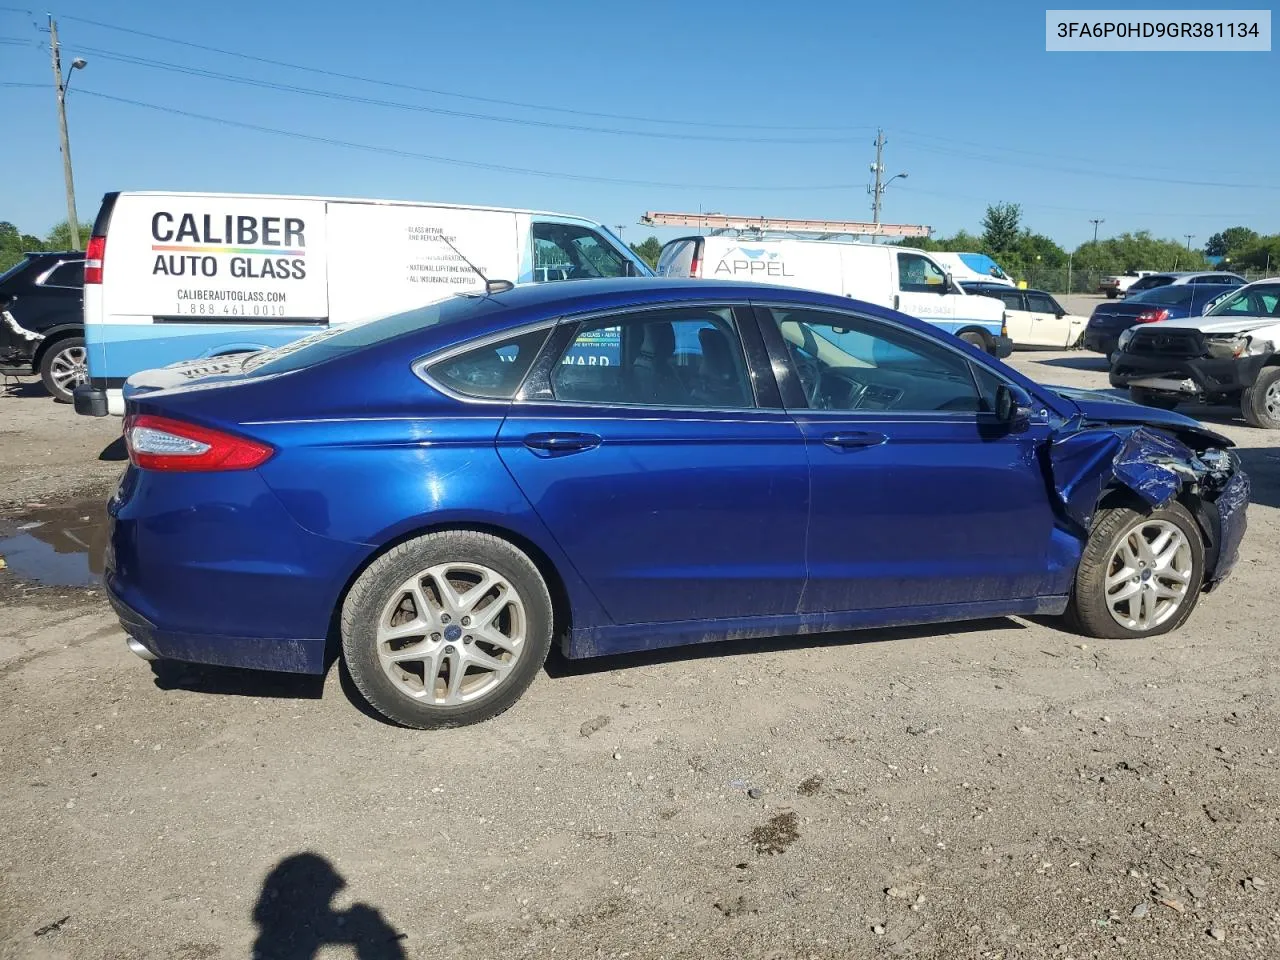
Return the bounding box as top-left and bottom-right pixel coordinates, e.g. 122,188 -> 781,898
0,221 -> 47,272
45,219 -> 94,251
1205,226 -> 1259,259
1226,235 -> 1280,272
980,203 -> 1022,258
630,236 -> 663,269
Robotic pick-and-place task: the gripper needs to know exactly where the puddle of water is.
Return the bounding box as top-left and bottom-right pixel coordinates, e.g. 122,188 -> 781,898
0,500 -> 109,587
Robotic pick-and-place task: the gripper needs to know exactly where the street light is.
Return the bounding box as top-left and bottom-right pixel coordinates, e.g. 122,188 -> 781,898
49,15 -> 87,249
885,172 -> 908,189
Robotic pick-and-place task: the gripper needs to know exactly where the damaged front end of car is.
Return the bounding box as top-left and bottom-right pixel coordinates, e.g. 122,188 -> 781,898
1048,417 -> 1249,592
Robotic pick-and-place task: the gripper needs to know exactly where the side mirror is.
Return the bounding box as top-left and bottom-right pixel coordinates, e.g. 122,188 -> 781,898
994,383 -> 1033,428
941,272 -> 956,294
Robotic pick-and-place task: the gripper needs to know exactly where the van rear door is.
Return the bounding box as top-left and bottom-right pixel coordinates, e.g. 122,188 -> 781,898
657,237 -> 704,277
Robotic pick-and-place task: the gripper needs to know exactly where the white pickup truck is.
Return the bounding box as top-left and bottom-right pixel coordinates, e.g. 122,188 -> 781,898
1110,278 -> 1280,428
1098,270 -> 1158,299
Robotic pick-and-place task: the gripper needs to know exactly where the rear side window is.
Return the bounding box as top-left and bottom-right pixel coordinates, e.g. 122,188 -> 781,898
424,327 -> 550,400
42,261 -> 84,289
999,292 -> 1024,311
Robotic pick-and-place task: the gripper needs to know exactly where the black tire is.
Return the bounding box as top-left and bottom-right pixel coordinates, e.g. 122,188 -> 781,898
341,530 -> 554,729
1105,291 -> 1117,299
1064,501 -> 1205,640
1240,365 -> 1280,430
39,335 -> 86,403
1128,387 -> 1180,410
958,330 -> 991,353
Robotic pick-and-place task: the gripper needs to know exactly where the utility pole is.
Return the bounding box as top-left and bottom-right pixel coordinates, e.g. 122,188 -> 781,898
869,129 -> 886,225
1184,233 -> 1195,250
1089,218 -> 1104,244
614,225 -> 625,239
49,16 -> 83,250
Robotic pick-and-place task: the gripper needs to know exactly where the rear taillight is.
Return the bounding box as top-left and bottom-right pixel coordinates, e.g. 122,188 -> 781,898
688,252 -> 701,278
1135,308 -> 1170,324
84,235 -> 106,284
124,414 -> 273,472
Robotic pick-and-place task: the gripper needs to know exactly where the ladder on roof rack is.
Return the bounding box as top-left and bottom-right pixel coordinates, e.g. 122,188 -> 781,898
639,211 -> 931,239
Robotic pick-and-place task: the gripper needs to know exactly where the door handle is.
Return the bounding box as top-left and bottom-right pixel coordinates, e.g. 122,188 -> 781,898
822,431 -> 886,449
522,432 -> 601,453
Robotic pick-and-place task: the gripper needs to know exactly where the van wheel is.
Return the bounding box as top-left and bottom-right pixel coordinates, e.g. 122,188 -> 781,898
959,331 -> 990,353
39,336 -> 87,403
341,531 -> 554,729
1241,366 -> 1280,429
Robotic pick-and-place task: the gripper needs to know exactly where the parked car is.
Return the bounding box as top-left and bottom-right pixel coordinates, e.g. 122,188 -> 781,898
106,278 -> 1248,728
1083,281 -> 1243,355
656,235 -> 1012,356
0,250 -> 87,402
1125,271 -> 1245,297
964,285 -> 1087,349
1110,278 -> 1280,426
73,191 -> 652,417
1099,271 -> 1158,298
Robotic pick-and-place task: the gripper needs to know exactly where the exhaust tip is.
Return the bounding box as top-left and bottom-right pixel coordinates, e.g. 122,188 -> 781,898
126,636 -> 157,661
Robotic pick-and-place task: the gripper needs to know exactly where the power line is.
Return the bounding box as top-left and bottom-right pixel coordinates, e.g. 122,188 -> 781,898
58,13 -> 860,133
72,88 -> 864,192
67,44 -> 866,144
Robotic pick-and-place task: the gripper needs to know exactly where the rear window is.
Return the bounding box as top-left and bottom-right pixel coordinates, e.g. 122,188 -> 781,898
1134,285 -> 1195,306
241,294 -> 507,377
1129,276 -> 1173,292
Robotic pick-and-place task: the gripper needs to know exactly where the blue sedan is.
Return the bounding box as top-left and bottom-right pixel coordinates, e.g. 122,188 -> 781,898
108,279 -> 1249,727
1083,281 -> 1242,355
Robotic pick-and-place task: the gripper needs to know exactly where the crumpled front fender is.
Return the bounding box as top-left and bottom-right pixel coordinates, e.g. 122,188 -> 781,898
1048,423 -> 1248,586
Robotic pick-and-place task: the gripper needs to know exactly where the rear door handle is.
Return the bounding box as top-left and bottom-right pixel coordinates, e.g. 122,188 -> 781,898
522,432 -> 601,453
822,431 -> 887,449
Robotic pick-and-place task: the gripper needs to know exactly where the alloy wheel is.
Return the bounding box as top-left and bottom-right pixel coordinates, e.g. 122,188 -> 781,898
375,562 -> 527,705
49,345 -> 87,392
1103,519 -> 1193,631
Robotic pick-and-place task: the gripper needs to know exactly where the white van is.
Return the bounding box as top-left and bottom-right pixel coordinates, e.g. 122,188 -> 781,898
929,252 -> 1015,287
656,236 -> 1011,356
75,192 -> 651,416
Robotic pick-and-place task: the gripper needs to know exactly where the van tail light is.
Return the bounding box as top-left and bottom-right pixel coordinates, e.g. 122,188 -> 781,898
1135,308 -> 1170,324
688,252 -> 701,278
124,414 -> 274,472
84,235 -> 106,284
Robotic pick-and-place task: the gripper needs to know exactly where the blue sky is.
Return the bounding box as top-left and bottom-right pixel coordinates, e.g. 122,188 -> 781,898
2,1 -> 1275,249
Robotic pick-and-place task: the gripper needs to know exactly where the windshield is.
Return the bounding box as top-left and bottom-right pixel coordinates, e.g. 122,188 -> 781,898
1205,282 -> 1280,319
241,294 -> 507,376
956,253 -> 1010,281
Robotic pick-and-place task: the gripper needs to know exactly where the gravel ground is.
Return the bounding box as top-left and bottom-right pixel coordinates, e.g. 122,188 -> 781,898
1,345 -> 1278,960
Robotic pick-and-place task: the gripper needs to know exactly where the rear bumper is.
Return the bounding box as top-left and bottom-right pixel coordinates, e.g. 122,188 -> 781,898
1082,331 -> 1119,355
1108,351 -> 1267,396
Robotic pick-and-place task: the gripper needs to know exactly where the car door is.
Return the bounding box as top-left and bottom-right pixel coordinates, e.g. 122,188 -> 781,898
997,291 -> 1034,344
893,251 -> 956,328
496,303 -> 809,626
755,303 -> 1059,613
1025,291 -> 1075,347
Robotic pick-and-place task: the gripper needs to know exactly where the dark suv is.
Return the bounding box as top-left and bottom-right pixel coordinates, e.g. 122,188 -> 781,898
0,251 -> 86,401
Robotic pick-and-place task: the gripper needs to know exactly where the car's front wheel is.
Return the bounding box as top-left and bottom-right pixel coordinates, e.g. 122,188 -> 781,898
1066,502 -> 1205,639
1241,366 -> 1280,429
341,531 -> 554,728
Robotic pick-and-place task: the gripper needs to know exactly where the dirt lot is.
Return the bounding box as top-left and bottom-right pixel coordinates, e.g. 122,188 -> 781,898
2,345 -> 1279,960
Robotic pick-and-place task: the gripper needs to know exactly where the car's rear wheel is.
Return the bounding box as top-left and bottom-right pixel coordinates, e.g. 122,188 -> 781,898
1128,387 -> 1180,410
341,531 -> 554,728
39,336 -> 87,403
1240,366 -> 1280,429
1065,502 -> 1204,640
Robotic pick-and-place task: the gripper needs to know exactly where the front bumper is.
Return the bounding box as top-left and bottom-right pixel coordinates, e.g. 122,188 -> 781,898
1109,351 -> 1268,397
74,384 -> 109,416
993,335 -> 1013,359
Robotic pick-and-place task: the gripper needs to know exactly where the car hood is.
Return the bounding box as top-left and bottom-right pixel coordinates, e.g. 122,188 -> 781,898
1044,385 -> 1232,447
1147,315 -> 1280,334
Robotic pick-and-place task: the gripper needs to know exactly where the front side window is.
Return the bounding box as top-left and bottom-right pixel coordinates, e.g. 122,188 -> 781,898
531,222 -> 629,281
1208,283 -> 1280,317
550,307 -> 753,408
763,307 -> 985,414
424,327 -> 550,400
897,253 -> 946,293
